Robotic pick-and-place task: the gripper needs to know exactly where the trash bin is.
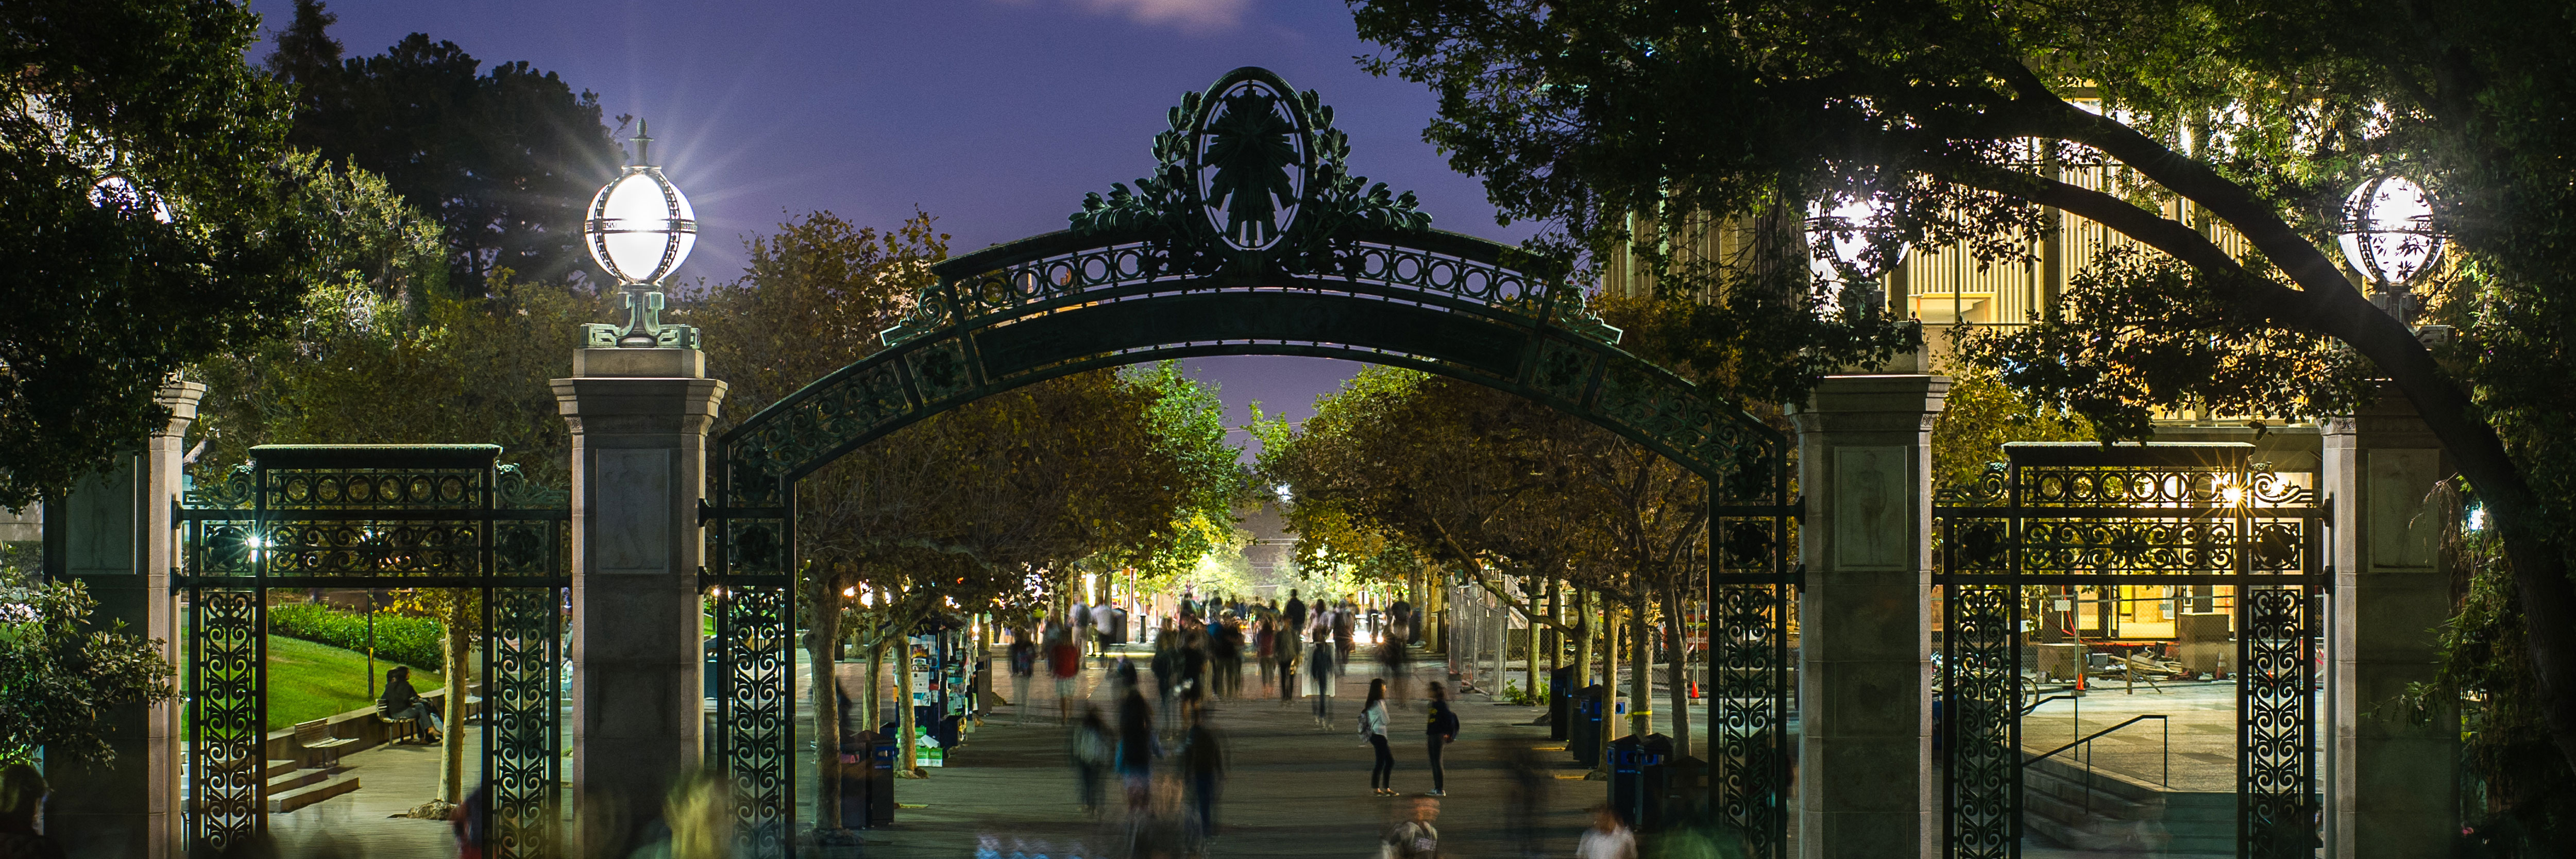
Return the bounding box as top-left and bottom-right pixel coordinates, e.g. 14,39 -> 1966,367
1608,732 -> 1674,831
1570,685 -> 1606,768
865,732 -> 898,827
1549,667 -> 1575,740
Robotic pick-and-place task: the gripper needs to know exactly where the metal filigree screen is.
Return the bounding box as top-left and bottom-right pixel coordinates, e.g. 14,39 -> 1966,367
1932,442 -> 2321,859
177,446 -> 570,858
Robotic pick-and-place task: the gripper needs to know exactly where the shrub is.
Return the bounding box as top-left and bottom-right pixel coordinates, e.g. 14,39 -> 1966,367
267,602 -> 446,672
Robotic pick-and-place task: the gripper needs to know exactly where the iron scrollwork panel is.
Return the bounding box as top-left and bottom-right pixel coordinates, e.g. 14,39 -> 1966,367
486,585 -> 563,859
1942,583 -> 2018,859
715,584 -> 794,858
1708,581 -> 1790,858
2239,586 -> 2317,859
188,588 -> 264,852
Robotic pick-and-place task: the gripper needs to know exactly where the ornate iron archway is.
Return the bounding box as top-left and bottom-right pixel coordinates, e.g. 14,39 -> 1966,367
176,445 -> 570,858
1934,442 -> 2323,859
699,68 -> 1798,856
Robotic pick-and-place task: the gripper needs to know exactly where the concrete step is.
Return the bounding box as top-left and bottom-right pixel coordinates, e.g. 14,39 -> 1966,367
265,766 -> 329,794
267,771 -> 360,813
263,759 -> 299,779
2022,748 -> 2235,855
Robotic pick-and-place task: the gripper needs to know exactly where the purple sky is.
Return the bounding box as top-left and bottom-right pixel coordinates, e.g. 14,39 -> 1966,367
272,0 -> 1537,451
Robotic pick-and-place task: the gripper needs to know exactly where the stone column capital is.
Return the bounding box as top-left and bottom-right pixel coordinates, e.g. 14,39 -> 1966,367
1788,374 -> 1952,439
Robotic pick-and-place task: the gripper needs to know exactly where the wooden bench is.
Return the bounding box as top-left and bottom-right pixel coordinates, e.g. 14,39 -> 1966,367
374,701 -> 421,744
294,719 -> 356,769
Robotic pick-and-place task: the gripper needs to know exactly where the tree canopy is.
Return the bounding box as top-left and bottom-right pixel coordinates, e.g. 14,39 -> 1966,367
1350,0 -> 2576,779
0,0 -> 307,508
264,0 -> 623,297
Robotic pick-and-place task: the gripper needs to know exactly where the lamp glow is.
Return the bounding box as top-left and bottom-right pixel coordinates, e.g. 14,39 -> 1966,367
2336,177 -> 2444,321
581,120 -> 701,348
1806,196 -> 1908,317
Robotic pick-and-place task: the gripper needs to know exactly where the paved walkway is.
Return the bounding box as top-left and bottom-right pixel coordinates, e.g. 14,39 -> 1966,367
836,656 -> 1603,859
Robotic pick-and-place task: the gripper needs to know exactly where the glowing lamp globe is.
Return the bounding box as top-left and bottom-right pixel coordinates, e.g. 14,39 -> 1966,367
2335,176 -> 2442,289
580,121 -> 702,349
1806,196 -> 1909,317
585,157 -> 696,285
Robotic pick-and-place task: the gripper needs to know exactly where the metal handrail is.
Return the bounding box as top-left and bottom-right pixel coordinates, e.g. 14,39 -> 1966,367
2022,714 -> 2171,815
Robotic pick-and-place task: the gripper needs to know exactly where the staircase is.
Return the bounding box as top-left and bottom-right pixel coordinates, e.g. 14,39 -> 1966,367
2021,752 -> 2232,855
262,757 -> 362,813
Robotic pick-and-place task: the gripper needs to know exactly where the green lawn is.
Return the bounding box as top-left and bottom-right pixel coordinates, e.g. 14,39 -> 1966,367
263,635 -> 444,732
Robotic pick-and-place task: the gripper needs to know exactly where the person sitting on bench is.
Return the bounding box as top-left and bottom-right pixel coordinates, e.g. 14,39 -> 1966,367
379,666 -> 445,744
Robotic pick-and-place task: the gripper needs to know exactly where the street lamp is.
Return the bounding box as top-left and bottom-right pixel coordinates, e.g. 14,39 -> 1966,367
1807,195 -> 1909,318
2335,176 -> 2445,325
582,120 -> 700,348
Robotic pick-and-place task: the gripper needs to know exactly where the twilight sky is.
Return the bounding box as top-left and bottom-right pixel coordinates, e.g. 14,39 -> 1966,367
267,0 -> 1539,452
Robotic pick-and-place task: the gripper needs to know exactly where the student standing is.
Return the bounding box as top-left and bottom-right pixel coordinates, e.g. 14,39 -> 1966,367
1359,679 -> 1396,796
1308,630 -> 1339,728
1424,682 -> 1460,797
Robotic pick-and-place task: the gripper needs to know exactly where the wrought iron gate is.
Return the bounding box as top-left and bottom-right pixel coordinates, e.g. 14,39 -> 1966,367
176,445 -> 570,857
1707,455 -> 1798,858
1934,442 -> 2322,859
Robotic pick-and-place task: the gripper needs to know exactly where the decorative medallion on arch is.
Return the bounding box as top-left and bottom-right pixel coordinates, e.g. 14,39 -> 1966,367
700,67 -> 1797,857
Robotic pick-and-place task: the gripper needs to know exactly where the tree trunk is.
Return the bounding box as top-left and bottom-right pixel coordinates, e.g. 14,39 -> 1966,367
1630,602 -> 1653,740
1662,580 -> 1692,761
1604,601 -> 1622,747
896,627 -> 919,776
440,595 -> 470,804
1525,577 -> 1542,702
810,590 -> 843,830
1574,586 -> 1592,694
1545,578 -> 1561,696
865,633 -> 885,735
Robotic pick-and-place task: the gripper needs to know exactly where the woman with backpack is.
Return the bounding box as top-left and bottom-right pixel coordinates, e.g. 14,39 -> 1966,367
1424,682 -> 1460,797
1359,678 -> 1396,796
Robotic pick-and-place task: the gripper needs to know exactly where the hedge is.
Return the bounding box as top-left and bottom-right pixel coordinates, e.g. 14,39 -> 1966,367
267,603 -> 447,672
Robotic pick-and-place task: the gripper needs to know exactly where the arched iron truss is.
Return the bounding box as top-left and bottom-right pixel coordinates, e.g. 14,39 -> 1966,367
698,68 -> 1797,857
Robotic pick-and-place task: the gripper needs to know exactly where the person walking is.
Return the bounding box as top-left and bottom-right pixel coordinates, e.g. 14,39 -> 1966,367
1576,804 -> 1637,859
1049,625 -> 1082,725
1308,629 -> 1340,727
1254,617 -> 1277,696
1382,797 -> 1440,859
1276,619 -> 1301,706
1360,679 -> 1396,796
1284,589 -> 1308,638
1333,601 -> 1356,671
1115,687 -> 1161,813
1009,629 -> 1038,726
1073,705 -> 1114,816
1178,709 -> 1226,837
0,763 -> 63,859
1379,621 -> 1413,709
1424,682 -> 1460,797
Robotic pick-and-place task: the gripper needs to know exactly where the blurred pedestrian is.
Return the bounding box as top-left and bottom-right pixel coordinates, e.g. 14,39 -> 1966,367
1424,682 -> 1460,797
1505,746 -> 1550,857
1360,679 -> 1396,796
1073,705 -> 1114,816
1049,624 -> 1082,724
451,782 -> 492,859
1382,797 -> 1440,859
1577,804 -> 1636,859
1379,626 -> 1413,709
1178,709 -> 1226,836
1009,628 -> 1037,726
1255,616 -> 1277,696
1308,629 -> 1339,728
1276,619 -> 1301,706
1333,601 -> 1356,669
1116,687 -> 1161,812
0,763 -> 62,859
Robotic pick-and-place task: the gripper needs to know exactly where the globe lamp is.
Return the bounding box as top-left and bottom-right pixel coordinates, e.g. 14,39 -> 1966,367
2335,176 -> 2444,324
582,121 -> 699,348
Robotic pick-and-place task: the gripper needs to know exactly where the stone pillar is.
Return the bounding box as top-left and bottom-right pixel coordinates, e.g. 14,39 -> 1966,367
554,348 -> 726,853
2322,391 -> 2456,859
46,382 -> 201,859
1788,375 -> 1947,859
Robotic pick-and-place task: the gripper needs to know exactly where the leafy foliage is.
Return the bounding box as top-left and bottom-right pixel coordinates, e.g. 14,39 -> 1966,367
1930,371 -> 2095,493
267,602 -> 446,673
1347,0 -> 2576,776
0,0 -> 307,507
1,579 -> 178,764
264,0 -> 622,296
